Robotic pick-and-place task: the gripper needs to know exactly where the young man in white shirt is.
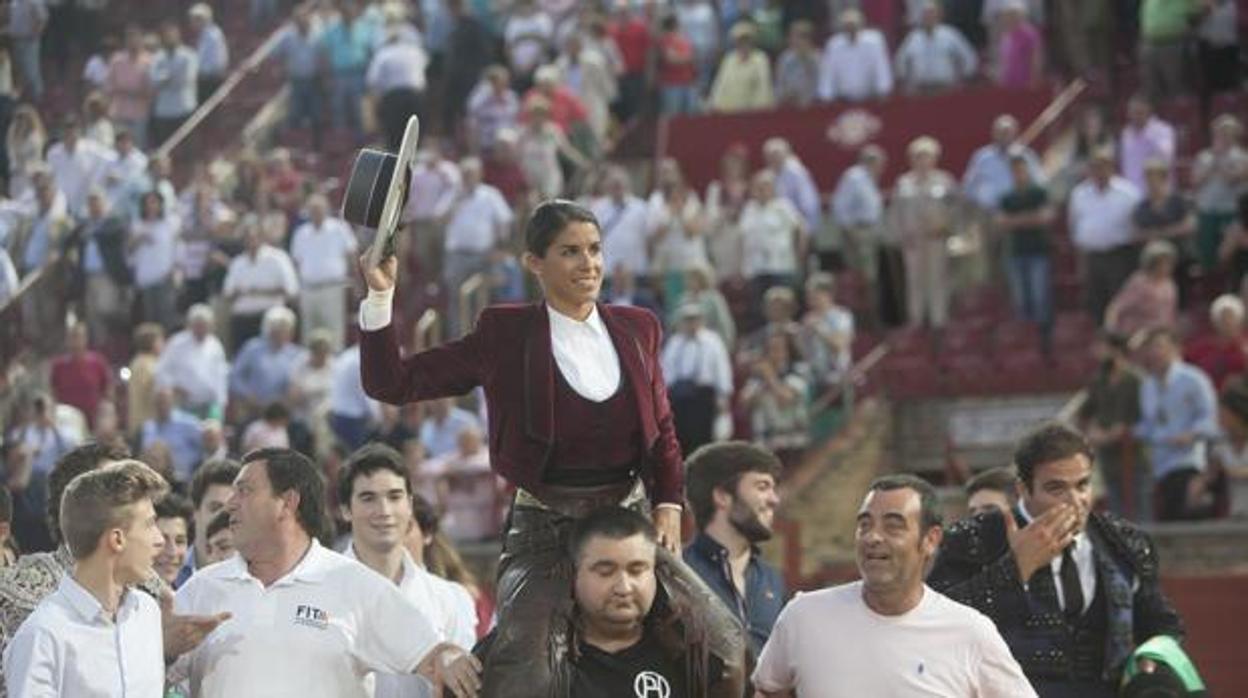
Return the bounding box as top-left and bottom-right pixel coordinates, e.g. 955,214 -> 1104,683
3,460 -> 215,697
173,448 -> 480,698
753,474 -> 1036,697
338,443 -> 477,698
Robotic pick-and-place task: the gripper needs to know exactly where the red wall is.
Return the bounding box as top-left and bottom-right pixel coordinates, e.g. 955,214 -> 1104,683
662,86 -> 1057,193
1162,575 -> 1248,695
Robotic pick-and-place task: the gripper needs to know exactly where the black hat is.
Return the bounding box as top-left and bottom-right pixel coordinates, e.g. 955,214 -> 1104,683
341,115 -> 420,266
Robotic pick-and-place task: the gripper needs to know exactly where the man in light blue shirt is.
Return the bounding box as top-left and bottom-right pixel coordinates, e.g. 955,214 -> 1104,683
419,398 -> 481,460
830,145 -> 887,278
149,22 -> 199,148
189,3 -> 229,103
229,306 -> 308,419
1135,327 -> 1219,522
277,7 -> 324,141
962,114 -> 1043,212
319,1 -> 375,135
140,388 -> 205,483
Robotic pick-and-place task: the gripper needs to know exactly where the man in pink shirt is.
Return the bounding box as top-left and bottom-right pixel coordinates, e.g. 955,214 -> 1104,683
1119,95 -> 1176,190
106,26 -> 153,149
996,0 -> 1043,89
49,323 -> 113,429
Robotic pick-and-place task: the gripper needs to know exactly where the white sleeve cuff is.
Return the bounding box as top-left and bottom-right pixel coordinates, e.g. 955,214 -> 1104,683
655,503 -> 683,512
358,288 -> 395,331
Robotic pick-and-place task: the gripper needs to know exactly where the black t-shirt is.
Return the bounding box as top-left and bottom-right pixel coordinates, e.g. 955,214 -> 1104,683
571,631 -> 698,698
999,184 -> 1051,257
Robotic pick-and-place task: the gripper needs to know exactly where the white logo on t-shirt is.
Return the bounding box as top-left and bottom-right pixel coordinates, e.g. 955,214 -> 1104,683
633,671 -> 671,698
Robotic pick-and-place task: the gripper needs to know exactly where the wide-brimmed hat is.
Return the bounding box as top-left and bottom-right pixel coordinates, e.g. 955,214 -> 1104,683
341,115 -> 420,267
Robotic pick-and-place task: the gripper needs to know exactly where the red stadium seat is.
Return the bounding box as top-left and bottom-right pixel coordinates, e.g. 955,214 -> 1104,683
993,320 -> 1044,354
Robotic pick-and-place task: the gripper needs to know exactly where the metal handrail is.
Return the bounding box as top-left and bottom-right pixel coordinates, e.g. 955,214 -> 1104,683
413,308 -> 442,351
812,343 -> 890,413
1019,78 -> 1089,149
154,22 -> 287,160
458,273 -> 489,337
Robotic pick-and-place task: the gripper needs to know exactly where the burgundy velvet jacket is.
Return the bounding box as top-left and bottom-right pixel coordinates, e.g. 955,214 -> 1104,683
359,302 -> 684,505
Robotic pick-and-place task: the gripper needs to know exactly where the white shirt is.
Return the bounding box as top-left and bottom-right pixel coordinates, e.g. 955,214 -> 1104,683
504,11 -> 553,75
222,245 -> 300,315
156,329 -> 230,408
646,191 -> 708,273
366,40 -> 428,94
818,29 -> 894,102
444,184 -> 513,253
173,541 -> 443,698
660,328 -> 733,398
1019,502 -> 1096,613
4,576 -> 164,698
102,148 -> 149,209
342,545 -> 476,698
129,214 -> 181,288
894,25 -> 978,89
753,582 -> 1037,697
1067,176 -> 1142,252
740,197 -> 803,278
547,304 -> 620,402
591,195 -> 650,276
290,217 -> 358,285
46,138 -> 115,217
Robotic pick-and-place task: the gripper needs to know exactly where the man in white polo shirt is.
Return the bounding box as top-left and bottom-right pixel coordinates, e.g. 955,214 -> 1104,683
3,460 -> 189,697
289,193 -> 358,352
173,448 -> 481,698
442,156 -> 513,337
338,443 -> 477,698
1067,147 -> 1142,324
753,474 -> 1036,697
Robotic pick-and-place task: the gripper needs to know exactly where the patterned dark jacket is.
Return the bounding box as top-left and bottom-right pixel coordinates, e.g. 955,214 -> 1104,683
927,509 -> 1184,685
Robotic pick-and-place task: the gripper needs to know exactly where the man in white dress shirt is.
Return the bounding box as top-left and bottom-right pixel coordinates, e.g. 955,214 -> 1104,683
590,166 -> 650,281
289,193 -> 358,352
4,460 -> 211,698
442,157 -> 513,337
753,474 -> 1037,697
173,448 -> 481,698
45,115 -> 114,219
155,304 -> 230,419
1067,148 -> 1142,323
366,27 -> 428,151
661,304 -> 733,456
338,444 -> 476,698
818,8 -> 893,102
221,219 -> 300,352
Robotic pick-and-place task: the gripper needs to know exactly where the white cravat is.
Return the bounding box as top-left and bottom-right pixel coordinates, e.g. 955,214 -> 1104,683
546,304 -> 620,402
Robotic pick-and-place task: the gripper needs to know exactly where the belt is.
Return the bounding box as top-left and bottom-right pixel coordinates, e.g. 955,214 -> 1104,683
515,479 -> 646,519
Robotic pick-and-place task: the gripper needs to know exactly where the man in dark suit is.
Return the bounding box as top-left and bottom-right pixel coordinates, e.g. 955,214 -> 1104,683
928,422 -> 1185,698
357,200 -> 744,697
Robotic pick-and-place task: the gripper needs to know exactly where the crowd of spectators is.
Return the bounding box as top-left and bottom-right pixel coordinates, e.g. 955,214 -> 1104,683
0,0 -> 1246,567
